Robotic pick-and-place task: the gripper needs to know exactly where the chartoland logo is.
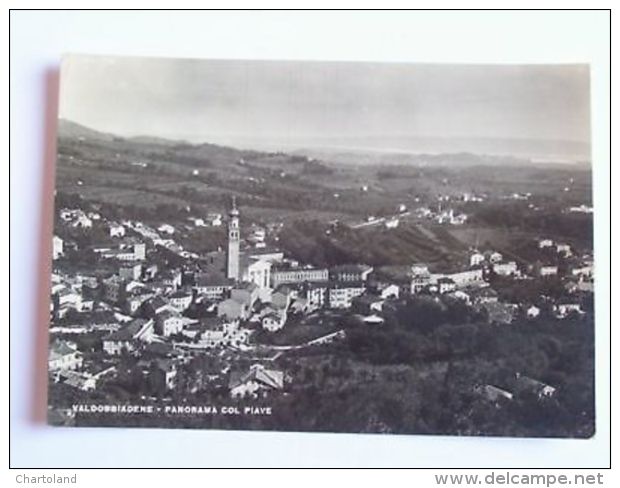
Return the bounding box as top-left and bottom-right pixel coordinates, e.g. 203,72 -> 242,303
16,474 -> 77,484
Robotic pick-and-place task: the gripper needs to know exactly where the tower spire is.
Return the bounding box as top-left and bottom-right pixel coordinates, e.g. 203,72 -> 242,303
227,195 -> 240,280
230,195 -> 239,216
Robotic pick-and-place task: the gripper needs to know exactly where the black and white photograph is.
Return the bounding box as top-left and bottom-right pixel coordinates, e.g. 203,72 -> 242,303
46,54 -> 595,438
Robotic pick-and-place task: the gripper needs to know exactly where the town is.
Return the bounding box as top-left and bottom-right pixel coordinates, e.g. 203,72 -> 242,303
47,122 -> 595,437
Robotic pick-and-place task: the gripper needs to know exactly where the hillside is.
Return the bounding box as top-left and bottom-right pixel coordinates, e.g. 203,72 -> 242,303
58,119 -> 116,142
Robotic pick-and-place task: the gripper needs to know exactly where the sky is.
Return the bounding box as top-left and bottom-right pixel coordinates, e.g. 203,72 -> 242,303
59,54 -> 591,150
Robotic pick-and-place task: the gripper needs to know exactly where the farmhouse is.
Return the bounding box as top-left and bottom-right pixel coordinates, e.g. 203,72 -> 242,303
229,364 -> 284,398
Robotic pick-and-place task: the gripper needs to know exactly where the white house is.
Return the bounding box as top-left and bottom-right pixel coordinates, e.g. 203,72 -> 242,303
52,235 -> 64,260
48,341 -> 83,372
73,212 -> 93,228
56,288 -> 83,310
571,264 -> 594,280
437,277 -> 456,294
556,243 -> 572,256
155,310 -> 184,337
554,303 -> 582,318
329,282 -> 366,309
158,224 -> 176,235
526,305 -> 541,318
539,265 -> 558,277
303,282 -> 328,310
206,213 -> 223,226
493,261 -> 519,276
410,264 -> 431,294
109,223 -> 126,237
374,283 -> 400,300
189,217 -> 205,227
488,251 -> 503,264
469,251 -> 485,267
538,239 -> 554,249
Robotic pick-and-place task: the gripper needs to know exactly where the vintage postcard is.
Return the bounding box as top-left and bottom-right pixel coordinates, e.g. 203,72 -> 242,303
47,55 -> 594,437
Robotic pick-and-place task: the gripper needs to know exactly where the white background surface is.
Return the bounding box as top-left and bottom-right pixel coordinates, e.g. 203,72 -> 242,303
9,9 -> 611,468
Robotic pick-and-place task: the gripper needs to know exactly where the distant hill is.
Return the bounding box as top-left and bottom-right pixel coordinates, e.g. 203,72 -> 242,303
127,135 -> 185,146
56,120 -> 590,168
57,119 -> 117,142
57,120 -> 259,165
218,134 -> 591,165
58,120 -> 186,147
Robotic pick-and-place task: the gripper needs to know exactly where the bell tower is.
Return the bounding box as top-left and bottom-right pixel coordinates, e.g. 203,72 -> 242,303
227,196 -> 240,280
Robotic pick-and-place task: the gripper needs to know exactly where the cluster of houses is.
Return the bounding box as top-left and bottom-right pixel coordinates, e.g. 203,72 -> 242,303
406,238 -> 592,324
414,206 -> 468,225
48,199 -> 594,404
48,203 -> 383,399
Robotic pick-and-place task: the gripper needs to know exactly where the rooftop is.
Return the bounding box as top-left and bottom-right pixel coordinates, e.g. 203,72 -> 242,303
49,341 -> 78,360
330,264 -> 373,274
104,319 -> 150,342
229,364 -> 284,390
195,273 -> 234,288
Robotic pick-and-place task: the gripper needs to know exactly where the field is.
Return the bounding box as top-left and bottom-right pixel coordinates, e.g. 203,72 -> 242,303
55,121 -> 594,269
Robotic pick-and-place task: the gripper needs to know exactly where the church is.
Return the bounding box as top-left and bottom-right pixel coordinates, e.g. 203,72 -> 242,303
226,198 -> 272,297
